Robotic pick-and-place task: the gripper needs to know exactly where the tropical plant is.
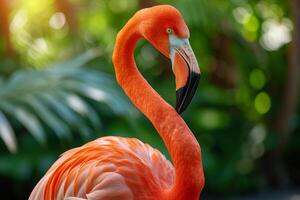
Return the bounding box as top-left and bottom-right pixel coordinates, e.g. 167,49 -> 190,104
0,50 -> 132,153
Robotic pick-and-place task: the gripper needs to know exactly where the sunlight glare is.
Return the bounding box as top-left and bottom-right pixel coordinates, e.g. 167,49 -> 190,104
250,124 -> 266,145
33,38 -> 48,53
49,12 -> 66,30
233,6 -> 252,24
260,19 -> 292,51
10,10 -> 28,32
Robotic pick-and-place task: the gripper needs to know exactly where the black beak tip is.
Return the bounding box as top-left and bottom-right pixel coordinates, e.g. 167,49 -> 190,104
175,88 -> 186,114
175,72 -> 201,114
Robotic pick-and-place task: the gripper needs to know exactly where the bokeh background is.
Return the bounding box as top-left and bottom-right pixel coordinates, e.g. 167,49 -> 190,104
0,0 -> 299,199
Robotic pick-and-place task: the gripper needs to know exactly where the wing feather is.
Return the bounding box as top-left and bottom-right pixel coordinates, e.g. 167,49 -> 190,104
29,136 -> 174,200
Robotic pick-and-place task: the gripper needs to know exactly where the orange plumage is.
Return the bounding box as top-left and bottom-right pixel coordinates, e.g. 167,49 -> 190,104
30,137 -> 174,200
30,5 -> 204,200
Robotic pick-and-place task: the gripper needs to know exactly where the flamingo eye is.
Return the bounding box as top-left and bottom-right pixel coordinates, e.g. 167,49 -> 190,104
166,28 -> 174,34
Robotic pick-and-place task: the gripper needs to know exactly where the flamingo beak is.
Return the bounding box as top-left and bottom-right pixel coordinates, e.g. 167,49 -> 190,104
169,35 -> 201,114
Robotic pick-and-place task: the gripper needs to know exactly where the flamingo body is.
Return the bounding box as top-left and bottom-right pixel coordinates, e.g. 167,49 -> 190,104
30,5 -> 204,200
30,137 -> 174,200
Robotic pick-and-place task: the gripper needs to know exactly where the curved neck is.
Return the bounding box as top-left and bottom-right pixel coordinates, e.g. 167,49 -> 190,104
112,18 -> 204,199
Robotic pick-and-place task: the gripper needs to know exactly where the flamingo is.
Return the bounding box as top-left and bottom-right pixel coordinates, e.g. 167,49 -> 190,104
29,5 -> 204,200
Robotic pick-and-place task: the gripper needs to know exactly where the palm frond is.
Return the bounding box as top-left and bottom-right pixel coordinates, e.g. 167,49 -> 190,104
0,50 -> 132,152
0,112 -> 17,153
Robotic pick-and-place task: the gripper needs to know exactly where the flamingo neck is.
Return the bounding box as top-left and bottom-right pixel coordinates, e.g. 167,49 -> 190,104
112,18 -> 204,199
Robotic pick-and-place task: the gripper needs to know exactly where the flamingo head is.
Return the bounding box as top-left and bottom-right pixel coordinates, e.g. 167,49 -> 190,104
137,5 -> 201,114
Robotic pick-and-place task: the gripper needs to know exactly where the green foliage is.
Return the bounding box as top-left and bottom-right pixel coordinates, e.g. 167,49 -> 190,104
0,50 -> 131,153
0,0 -> 299,199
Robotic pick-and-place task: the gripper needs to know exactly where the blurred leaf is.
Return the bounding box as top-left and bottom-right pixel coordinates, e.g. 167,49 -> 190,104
25,96 -> 71,139
0,51 -> 131,152
0,112 -> 17,153
0,102 -> 46,144
51,49 -> 101,69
